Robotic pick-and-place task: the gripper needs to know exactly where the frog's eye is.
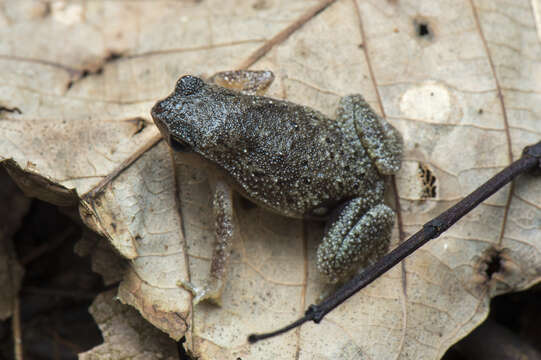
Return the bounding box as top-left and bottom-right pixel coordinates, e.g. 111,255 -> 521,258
170,137 -> 192,153
175,75 -> 204,95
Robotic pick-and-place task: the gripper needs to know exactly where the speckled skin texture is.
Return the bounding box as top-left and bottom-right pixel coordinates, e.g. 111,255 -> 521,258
152,75 -> 403,294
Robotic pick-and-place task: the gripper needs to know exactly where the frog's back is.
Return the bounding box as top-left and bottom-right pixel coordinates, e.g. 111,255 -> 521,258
200,92 -> 383,218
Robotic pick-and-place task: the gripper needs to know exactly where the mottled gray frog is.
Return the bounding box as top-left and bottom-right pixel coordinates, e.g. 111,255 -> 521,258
151,72 -> 403,305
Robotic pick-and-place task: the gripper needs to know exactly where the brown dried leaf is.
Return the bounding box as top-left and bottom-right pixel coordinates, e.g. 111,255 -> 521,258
74,229 -> 127,286
78,290 -> 178,360
1,0 -> 540,359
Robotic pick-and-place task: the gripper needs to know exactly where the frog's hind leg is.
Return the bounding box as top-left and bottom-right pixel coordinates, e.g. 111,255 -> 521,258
338,95 -> 403,175
316,198 -> 395,283
177,180 -> 234,306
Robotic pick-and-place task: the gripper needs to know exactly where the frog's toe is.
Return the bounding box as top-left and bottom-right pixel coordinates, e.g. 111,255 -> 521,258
177,279 -> 223,306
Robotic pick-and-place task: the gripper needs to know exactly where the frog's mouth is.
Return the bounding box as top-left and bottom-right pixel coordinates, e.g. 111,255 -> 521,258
169,136 -> 192,152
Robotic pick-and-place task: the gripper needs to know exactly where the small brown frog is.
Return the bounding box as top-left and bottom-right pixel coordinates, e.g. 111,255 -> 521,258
151,72 -> 402,304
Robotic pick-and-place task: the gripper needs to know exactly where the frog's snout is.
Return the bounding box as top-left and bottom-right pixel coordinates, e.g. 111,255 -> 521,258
151,100 -> 171,141
151,100 -> 165,116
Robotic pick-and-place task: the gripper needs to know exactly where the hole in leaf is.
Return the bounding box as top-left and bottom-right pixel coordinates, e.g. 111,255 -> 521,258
413,17 -> 434,41
418,162 -> 437,198
485,251 -> 502,279
417,22 -> 430,37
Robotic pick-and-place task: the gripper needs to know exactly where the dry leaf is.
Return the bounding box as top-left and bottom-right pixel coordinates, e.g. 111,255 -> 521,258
74,229 -> 127,286
78,290 -> 178,360
1,0 -> 540,359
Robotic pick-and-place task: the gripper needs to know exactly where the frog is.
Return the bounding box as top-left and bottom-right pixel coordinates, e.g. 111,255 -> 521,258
151,71 -> 403,305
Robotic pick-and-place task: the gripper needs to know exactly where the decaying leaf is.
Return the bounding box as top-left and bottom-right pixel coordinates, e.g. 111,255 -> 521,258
1,0 -> 540,359
74,229 -> 127,286
78,290 -> 178,360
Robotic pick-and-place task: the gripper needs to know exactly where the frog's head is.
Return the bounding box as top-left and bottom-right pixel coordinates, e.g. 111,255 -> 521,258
151,75 -> 209,153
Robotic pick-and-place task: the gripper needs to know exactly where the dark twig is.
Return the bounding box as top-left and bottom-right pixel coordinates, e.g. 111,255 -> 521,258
12,296 -> 23,360
248,140 -> 541,343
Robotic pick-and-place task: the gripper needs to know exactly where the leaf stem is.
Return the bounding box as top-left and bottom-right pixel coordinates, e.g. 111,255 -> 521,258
248,140 -> 541,344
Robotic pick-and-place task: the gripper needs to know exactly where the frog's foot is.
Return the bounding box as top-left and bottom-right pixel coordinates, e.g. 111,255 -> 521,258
208,70 -> 275,96
316,199 -> 395,282
177,279 -> 224,307
338,94 -> 403,175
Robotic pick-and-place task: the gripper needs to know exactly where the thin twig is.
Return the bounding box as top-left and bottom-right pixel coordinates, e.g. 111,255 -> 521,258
12,296 -> 23,360
249,140 -> 541,343
236,0 -> 337,70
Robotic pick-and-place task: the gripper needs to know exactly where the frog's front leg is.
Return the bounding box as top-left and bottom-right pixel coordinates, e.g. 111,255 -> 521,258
178,179 -> 234,306
316,198 -> 395,283
338,95 -> 403,175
